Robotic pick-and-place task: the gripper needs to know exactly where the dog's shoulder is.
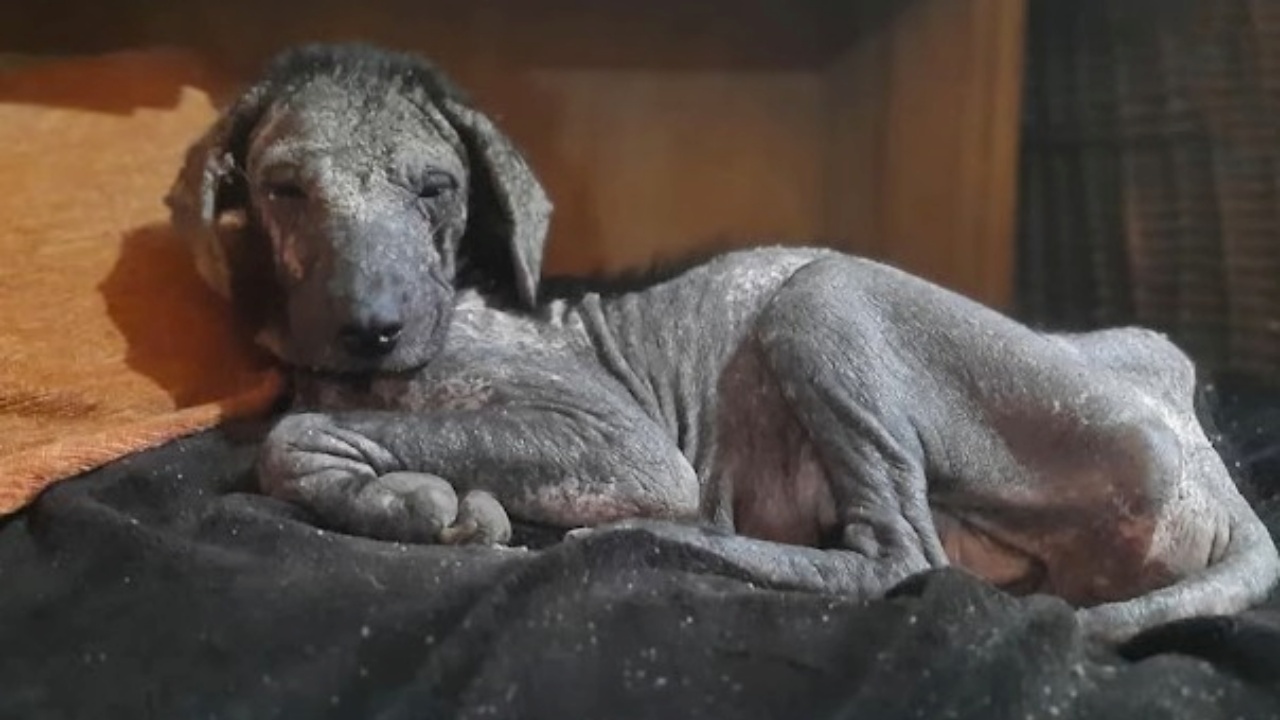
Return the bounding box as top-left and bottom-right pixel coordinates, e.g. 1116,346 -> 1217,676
445,291 -> 588,360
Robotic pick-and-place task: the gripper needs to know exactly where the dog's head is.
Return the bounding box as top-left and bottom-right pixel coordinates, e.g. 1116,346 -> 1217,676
166,43 -> 551,374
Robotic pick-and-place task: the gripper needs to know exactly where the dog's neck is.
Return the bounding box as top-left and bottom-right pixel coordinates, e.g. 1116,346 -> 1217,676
285,364 -> 431,412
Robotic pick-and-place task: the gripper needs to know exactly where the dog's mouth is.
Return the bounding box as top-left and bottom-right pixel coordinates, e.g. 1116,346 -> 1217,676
287,340 -> 441,379
268,273 -> 456,377
290,312 -> 451,379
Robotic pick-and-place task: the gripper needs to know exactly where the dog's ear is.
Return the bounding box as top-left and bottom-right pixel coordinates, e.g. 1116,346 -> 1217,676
164,86 -> 267,301
439,96 -> 552,309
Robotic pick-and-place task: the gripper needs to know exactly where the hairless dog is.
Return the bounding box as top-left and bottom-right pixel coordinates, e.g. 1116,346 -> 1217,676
168,43 -> 1279,642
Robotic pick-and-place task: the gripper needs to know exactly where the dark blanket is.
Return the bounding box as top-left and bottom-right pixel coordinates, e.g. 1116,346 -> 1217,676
3,378 -> 1280,720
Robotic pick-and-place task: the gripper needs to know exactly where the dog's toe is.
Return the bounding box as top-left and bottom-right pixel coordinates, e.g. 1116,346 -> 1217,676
357,471 -> 460,543
438,490 -> 512,547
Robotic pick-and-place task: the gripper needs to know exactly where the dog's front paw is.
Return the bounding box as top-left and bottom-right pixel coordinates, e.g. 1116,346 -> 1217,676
257,413 -> 513,545
258,412 -> 396,496
344,473 -> 511,546
375,473 -> 512,546
362,471 -> 462,543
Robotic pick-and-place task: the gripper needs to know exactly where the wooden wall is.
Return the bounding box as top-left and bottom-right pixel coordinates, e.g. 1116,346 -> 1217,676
824,0 -> 1027,306
0,0 -> 1026,308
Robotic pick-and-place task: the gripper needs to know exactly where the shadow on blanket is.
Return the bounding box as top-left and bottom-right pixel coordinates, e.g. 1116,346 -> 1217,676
99,223 -> 277,408
1,374 -> 1279,720
0,49 -> 283,515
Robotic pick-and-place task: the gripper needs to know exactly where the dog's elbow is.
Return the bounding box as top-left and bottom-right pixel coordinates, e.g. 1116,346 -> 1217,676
561,411 -> 700,521
604,430 -> 701,519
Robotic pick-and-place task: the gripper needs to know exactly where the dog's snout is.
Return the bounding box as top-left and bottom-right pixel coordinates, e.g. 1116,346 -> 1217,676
340,318 -> 404,358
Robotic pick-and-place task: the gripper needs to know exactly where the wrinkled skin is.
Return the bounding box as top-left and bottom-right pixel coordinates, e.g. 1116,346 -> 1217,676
243,78 -> 467,373
166,43 -> 549,542
170,44 -> 1280,644
166,43 -> 546,376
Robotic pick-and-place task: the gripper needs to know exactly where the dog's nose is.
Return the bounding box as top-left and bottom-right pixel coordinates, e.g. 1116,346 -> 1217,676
339,320 -> 403,358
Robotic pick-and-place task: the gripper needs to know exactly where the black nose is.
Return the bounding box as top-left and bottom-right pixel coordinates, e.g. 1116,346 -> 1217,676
339,320 -> 403,358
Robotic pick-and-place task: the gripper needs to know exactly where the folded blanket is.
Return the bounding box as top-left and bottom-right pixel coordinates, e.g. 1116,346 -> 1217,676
3,424 -> 1279,719
0,49 -> 284,514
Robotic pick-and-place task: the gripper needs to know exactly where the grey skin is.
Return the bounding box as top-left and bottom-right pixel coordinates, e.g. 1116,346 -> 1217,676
169,44 -> 1280,643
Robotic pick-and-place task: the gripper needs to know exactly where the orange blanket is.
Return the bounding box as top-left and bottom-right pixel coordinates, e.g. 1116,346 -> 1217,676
0,49 -> 284,515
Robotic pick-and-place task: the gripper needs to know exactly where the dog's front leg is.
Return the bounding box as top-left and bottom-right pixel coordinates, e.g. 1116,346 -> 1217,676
257,412 -> 502,544
258,406 -> 698,546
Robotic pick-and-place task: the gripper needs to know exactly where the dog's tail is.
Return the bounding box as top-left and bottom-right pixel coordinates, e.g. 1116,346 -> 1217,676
1078,490 -> 1279,642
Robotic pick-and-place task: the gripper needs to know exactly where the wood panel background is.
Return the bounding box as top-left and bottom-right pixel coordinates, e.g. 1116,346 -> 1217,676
0,0 -> 1026,308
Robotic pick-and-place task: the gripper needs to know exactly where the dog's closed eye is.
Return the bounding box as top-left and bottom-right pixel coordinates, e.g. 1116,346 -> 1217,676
258,163 -> 308,202
419,170 -> 457,200
264,180 -> 307,202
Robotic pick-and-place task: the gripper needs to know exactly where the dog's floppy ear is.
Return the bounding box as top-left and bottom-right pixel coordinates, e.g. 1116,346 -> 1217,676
164,86 -> 267,300
438,96 -> 552,309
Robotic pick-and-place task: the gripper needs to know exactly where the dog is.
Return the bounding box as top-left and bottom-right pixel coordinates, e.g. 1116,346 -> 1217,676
167,43 -> 1280,642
